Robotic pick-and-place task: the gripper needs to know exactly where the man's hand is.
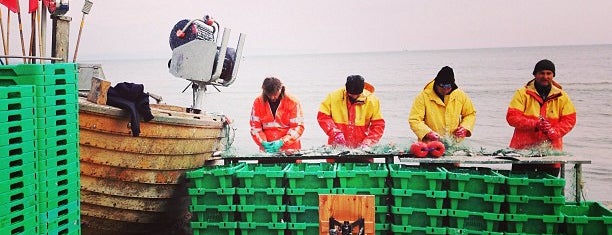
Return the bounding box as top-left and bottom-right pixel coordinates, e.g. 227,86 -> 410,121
333,132 -> 346,146
537,119 -> 552,133
269,140 -> 284,153
424,131 -> 440,142
453,126 -> 467,138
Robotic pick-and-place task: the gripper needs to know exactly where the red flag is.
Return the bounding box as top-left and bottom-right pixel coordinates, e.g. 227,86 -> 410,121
28,0 -> 37,13
42,0 -> 55,13
0,0 -> 20,13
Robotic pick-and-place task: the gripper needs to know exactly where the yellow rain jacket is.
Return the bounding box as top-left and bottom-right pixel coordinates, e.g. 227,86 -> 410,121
250,93 -> 305,152
317,86 -> 385,148
507,79 -> 576,150
409,80 -> 476,141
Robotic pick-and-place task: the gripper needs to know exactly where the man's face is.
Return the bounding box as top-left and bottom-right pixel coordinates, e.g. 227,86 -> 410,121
534,70 -> 554,87
435,83 -> 453,96
347,93 -> 360,100
266,90 -> 281,102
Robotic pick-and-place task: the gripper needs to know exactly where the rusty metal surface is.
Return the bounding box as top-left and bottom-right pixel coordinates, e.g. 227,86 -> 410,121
81,190 -> 170,212
79,129 -> 221,155
80,175 -> 184,198
80,145 -> 209,170
80,161 -> 192,184
78,98 -> 224,233
79,109 -> 222,138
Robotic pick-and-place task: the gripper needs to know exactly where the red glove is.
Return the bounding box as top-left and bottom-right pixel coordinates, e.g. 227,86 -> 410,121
333,132 -> 346,146
454,126 -> 467,138
424,131 -> 440,142
537,119 -> 552,133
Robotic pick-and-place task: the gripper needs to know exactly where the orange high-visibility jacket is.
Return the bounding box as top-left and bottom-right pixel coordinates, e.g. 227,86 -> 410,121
250,93 -> 304,151
317,87 -> 385,148
507,79 -> 576,150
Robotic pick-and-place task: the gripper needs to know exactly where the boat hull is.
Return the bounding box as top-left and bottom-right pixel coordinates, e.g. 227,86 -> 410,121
78,98 -> 227,234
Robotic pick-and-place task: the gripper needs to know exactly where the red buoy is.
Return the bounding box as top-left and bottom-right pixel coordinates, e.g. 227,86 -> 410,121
410,142 -> 429,158
428,141 -> 445,158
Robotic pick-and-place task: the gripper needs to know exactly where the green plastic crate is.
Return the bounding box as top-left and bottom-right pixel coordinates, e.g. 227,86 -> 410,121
39,209 -> 80,234
287,222 -> 319,235
0,150 -> 35,170
0,212 -> 37,235
35,94 -> 78,107
0,97 -> 35,111
0,140 -> 35,158
286,188 -> 336,206
189,188 -> 236,206
375,223 -> 389,235
0,182 -> 36,206
186,163 -> 244,189
36,113 -> 78,129
391,206 -> 446,227
0,119 -> 36,135
287,206 -> 318,223
1,129 -> 35,147
238,222 -> 287,235
235,164 -> 287,188
0,162 -> 35,183
38,186 -> 79,212
42,63 -> 77,76
0,173 -> 36,195
35,102 -> 78,118
336,188 -> 389,206
499,170 -> 565,197
0,195 -> 36,218
376,206 -> 389,224
191,222 -> 237,235
445,167 -> 506,194
0,108 -> 34,122
285,163 -> 336,189
391,189 -> 446,209
237,205 -> 286,223
446,228 -> 503,235
388,164 -> 446,190
390,225 -> 446,235
336,163 -> 388,188
190,205 -> 236,223
560,201 -> 612,235
448,191 -> 504,213
506,195 -> 565,215
447,209 -> 504,232
35,83 -> 77,97
0,85 -> 35,98
505,213 -> 564,234
237,187 -> 285,206
38,181 -> 79,203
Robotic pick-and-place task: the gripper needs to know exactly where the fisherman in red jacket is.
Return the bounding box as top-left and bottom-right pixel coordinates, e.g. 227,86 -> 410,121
506,59 -> 576,176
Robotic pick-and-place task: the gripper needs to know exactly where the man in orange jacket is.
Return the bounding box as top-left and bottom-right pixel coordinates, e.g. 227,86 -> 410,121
250,77 -> 304,154
317,75 -> 385,160
506,59 -> 576,175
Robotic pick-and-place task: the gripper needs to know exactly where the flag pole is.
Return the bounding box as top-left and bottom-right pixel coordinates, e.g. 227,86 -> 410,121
73,0 -> 93,62
0,8 -> 7,64
6,9 -> 10,64
29,9 -> 36,63
39,0 -> 46,63
17,11 -> 27,63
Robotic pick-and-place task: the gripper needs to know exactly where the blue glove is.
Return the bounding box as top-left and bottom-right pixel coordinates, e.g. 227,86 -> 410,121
262,141 -> 274,153
269,139 -> 284,153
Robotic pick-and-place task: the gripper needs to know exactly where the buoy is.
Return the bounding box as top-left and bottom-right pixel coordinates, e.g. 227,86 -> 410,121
410,142 -> 429,158
428,141 -> 445,158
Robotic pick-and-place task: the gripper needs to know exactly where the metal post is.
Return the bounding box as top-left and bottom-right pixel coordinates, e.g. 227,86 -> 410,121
51,15 -> 71,63
574,164 -> 582,202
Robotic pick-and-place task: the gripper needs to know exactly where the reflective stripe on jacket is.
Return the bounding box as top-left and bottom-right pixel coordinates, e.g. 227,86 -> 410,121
507,79 -> 576,150
409,80 -> 476,141
250,93 -> 304,151
317,87 -> 385,148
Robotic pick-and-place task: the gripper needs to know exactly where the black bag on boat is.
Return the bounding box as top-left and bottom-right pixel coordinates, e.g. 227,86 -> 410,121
106,82 -> 154,137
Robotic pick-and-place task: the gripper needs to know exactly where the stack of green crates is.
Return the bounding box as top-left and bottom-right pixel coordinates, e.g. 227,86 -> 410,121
500,170 -> 566,235
235,164 -> 288,235
335,162 -> 389,235
560,201 -> 612,235
285,163 -> 336,235
388,164 -> 447,235
186,163 -> 245,235
0,64 -> 80,235
444,167 -> 506,235
0,85 -> 38,235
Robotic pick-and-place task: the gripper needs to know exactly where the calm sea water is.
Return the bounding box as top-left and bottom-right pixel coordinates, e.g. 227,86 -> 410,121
86,44 -> 612,201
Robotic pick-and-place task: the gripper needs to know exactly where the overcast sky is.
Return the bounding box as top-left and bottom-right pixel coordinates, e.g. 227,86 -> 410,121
44,0 -> 612,59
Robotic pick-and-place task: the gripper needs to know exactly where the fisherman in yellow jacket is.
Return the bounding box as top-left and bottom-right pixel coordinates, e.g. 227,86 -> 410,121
409,66 -> 476,142
317,75 -> 385,152
507,59 -> 576,175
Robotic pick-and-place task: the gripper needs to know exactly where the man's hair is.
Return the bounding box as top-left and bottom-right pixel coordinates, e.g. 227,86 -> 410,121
262,77 -> 285,101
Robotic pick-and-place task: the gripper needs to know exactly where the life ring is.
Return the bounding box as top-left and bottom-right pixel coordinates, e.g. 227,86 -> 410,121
410,142 -> 429,158
427,141 -> 445,158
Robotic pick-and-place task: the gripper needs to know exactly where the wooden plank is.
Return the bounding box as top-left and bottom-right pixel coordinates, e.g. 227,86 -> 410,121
319,194 -> 375,235
86,76 -> 111,104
